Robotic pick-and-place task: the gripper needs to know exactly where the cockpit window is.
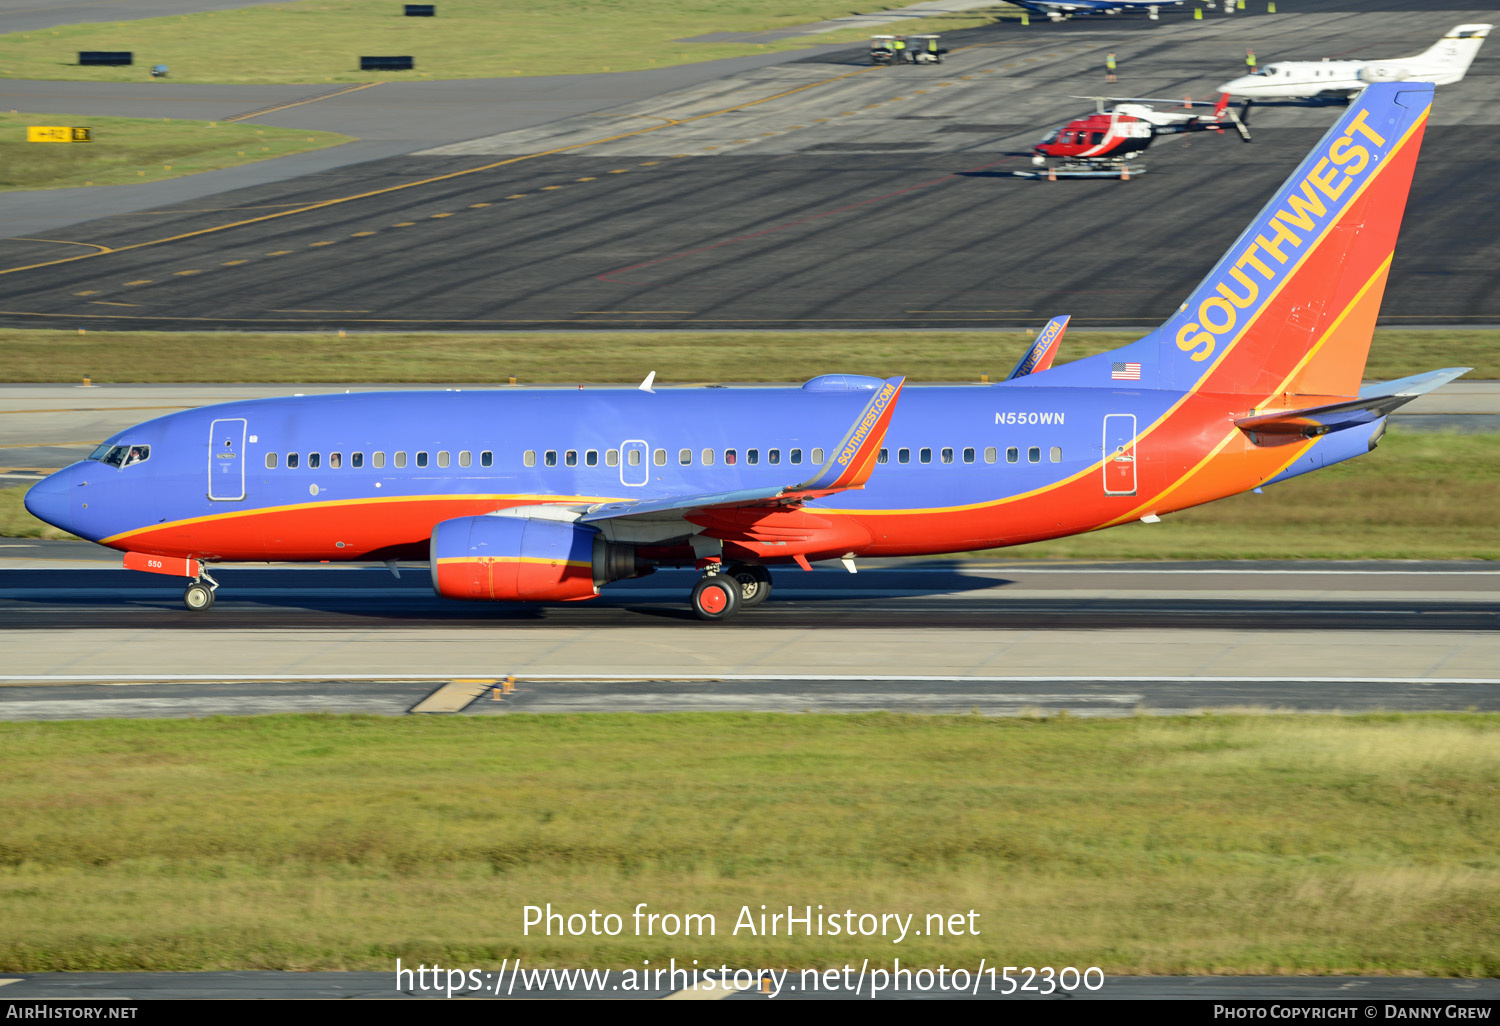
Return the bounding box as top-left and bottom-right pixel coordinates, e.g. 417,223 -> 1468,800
89,444 -> 147,467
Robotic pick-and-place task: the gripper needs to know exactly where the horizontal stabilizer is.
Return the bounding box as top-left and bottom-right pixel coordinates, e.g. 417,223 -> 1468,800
1236,367 -> 1469,438
1006,316 -> 1069,380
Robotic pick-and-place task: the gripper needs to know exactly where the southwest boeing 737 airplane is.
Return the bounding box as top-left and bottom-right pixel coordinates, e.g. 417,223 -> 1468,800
25,83 -> 1466,621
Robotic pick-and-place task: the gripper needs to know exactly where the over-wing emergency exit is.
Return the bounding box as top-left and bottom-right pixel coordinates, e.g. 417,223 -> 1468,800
26,84 -> 1466,620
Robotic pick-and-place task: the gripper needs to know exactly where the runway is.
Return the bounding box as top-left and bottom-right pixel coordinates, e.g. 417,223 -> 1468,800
1,4 -> 1497,330
3,541 -> 1497,719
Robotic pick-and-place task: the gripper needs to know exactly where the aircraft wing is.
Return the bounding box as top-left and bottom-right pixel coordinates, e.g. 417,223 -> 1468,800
578,376 -> 905,525
1006,316 -> 1069,380
1235,368 -> 1469,438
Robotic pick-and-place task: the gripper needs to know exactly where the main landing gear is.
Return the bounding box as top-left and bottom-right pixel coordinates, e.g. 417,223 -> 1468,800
690,562 -> 773,621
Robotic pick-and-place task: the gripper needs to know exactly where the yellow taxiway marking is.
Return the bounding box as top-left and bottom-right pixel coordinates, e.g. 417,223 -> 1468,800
430,212 -> 453,217
269,308 -> 371,314
72,290 -> 99,296
639,160 -> 659,165
608,168 -> 629,173
469,202 -> 491,207
410,679 -> 495,714
173,269 -> 200,275
221,259 -> 248,265
506,194 -> 527,199
541,185 -> 564,190
671,153 -> 690,157
0,62 -> 891,281
123,279 -> 152,285
350,231 -> 376,237
12,237 -> 112,254
266,250 -> 294,256
308,240 -> 335,246
575,177 -> 596,181
223,81 -> 381,123
90,301 -> 139,307
392,222 -> 415,227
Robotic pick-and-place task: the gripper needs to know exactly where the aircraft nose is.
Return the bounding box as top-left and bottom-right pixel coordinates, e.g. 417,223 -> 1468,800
24,472 -> 72,533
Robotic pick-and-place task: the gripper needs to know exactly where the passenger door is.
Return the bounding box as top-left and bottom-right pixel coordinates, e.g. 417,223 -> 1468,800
208,418 -> 247,501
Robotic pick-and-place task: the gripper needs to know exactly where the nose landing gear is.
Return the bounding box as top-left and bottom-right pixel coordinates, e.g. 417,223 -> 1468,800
183,571 -> 218,612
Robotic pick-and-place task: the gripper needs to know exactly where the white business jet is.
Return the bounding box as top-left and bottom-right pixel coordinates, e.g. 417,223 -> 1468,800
1218,24 -> 1491,100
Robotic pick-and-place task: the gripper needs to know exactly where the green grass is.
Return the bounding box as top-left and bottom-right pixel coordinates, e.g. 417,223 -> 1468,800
0,113 -> 349,191
0,713 -> 1496,973
0,1 -> 1004,85
0,329 -> 1494,383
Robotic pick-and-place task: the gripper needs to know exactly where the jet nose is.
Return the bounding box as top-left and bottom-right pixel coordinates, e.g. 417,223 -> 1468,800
24,472 -> 72,533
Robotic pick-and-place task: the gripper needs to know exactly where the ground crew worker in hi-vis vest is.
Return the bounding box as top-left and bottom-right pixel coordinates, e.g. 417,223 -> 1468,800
1105,51 -> 1117,83
1246,49 -> 1258,72
894,36 -> 907,62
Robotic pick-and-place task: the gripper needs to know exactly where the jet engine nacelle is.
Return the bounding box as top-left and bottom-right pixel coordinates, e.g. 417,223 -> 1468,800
1359,64 -> 1411,83
430,515 -> 640,602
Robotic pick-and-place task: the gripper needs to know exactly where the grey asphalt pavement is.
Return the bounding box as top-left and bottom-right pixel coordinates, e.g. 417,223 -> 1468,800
2,7 -> 1495,329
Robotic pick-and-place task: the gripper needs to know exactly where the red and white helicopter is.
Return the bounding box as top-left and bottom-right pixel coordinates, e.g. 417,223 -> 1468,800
1020,92 -> 1251,179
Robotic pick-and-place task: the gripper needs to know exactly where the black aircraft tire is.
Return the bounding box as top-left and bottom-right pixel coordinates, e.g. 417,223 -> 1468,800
691,576 -> 741,621
183,582 -> 215,612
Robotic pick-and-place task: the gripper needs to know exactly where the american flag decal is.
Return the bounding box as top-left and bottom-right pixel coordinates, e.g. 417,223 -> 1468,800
1111,362 -> 1141,381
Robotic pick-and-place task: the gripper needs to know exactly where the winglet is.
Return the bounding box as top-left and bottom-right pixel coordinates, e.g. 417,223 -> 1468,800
1006,316 -> 1069,380
639,371 -> 656,393
792,376 -> 904,493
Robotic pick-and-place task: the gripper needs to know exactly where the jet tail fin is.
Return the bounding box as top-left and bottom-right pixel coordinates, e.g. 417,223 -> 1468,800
1405,23 -> 1491,83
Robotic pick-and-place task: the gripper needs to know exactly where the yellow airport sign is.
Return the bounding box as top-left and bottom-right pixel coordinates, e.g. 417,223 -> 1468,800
27,126 -> 91,143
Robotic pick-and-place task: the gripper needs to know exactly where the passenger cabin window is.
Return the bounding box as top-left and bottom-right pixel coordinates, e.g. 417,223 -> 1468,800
1050,447 -> 1062,463
1006,447 -> 1019,464
437,451 -> 450,468
309,452 -> 321,469
524,450 -> 536,467
481,451 -> 493,467
898,448 -> 910,464
416,451 -> 429,468
941,447 -> 954,464
352,452 -> 364,468
877,448 -> 888,464
394,451 -> 407,468
747,449 -> 759,466
627,449 -> 641,466
790,449 -> 802,465
725,449 -> 737,466
373,452 -> 386,468
679,448 -> 692,466
653,449 -> 666,466
811,448 -> 824,464
919,448 -> 932,464
288,453 -> 300,469
963,447 -> 976,464
606,449 -> 620,467
585,450 -> 598,467
1028,446 -> 1041,464
985,447 -> 997,464
545,450 -> 557,467
565,450 -> 577,467
458,451 -> 470,468
265,453 -> 278,469
701,448 -> 715,466
769,449 -> 780,465
329,452 -> 341,468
